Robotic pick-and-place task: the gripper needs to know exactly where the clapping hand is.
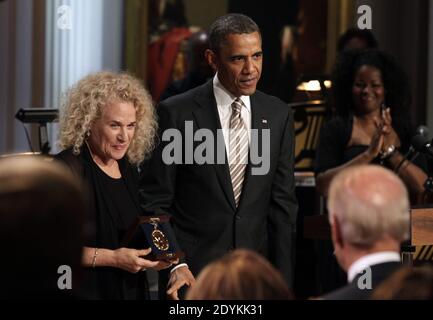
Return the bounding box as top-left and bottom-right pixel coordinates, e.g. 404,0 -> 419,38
381,106 -> 401,149
367,117 -> 385,158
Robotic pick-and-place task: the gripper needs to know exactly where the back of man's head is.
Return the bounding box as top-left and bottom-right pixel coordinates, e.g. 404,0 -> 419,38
327,165 -> 410,248
0,156 -> 85,298
185,31 -> 213,77
208,13 -> 260,53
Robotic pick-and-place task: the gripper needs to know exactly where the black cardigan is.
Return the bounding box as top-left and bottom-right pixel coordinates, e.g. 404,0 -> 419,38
55,145 -> 149,300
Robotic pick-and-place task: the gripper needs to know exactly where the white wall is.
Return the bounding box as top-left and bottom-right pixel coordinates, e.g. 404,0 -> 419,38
0,0 -> 34,154
0,0 -> 10,153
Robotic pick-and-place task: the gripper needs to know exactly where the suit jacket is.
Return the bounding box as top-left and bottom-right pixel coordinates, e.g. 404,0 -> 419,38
321,261 -> 402,300
140,80 -> 298,285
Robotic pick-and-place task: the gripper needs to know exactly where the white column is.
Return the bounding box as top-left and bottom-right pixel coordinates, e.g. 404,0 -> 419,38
44,0 -> 123,153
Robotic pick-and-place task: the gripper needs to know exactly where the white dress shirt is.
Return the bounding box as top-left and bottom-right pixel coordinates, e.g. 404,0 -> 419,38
347,251 -> 401,283
213,74 -> 251,156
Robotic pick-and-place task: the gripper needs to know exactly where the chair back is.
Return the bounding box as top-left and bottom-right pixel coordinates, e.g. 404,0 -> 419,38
290,100 -> 328,171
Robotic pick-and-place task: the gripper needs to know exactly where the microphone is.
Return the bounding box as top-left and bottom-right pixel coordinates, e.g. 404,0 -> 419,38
405,126 -> 429,157
415,125 -> 429,138
412,126 -> 433,196
394,133 -> 429,173
411,134 -> 433,158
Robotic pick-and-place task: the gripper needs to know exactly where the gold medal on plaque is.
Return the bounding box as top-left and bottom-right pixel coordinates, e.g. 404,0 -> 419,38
150,219 -> 169,251
122,214 -> 184,261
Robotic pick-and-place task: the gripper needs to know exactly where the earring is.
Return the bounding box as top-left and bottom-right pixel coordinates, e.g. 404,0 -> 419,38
86,130 -> 91,138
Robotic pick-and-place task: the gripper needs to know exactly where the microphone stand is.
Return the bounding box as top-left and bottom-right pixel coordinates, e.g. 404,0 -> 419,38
423,154 -> 433,203
395,148 -> 418,174
38,122 -> 51,154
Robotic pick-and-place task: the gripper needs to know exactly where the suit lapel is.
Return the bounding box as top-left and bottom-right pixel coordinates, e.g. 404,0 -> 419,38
192,81 -> 237,211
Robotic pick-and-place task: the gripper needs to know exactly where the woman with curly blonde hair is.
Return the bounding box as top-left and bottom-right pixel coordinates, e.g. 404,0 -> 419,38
56,71 -> 176,300
58,71 -> 157,164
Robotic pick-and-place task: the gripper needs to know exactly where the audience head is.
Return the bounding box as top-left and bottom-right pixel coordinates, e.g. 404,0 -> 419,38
0,156 -> 85,298
337,28 -> 378,53
184,31 -> 214,79
327,165 -> 410,271
372,265 -> 433,300
186,249 -> 293,300
332,49 -> 411,121
59,71 -> 157,164
206,14 -> 262,97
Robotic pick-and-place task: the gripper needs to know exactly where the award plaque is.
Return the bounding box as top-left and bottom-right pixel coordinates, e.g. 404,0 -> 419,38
122,214 -> 184,261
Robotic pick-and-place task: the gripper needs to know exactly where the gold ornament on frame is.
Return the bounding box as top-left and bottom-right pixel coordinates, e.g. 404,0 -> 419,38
150,218 -> 169,251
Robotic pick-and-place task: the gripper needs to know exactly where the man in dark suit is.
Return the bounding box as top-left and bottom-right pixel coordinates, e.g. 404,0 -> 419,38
321,165 -> 409,300
140,13 -> 298,299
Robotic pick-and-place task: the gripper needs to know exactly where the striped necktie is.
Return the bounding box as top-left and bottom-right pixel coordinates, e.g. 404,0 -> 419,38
229,98 -> 248,207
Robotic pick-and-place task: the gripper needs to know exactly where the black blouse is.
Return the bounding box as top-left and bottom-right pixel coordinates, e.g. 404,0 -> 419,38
95,166 -> 139,240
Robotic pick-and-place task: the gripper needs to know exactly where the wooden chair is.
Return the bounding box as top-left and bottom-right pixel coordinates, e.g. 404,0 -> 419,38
289,100 -> 328,171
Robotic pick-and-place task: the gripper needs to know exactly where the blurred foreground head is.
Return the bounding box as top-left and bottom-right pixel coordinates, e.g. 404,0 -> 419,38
372,265 -> 433,300
186,249 -> 293,300
0,156 -> 85,298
